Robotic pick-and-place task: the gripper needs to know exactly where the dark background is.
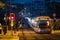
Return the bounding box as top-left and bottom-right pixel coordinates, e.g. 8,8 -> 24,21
0,0 -> 60,25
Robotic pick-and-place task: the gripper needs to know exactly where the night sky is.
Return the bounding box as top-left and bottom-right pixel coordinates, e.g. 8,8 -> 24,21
10,0 -> 34,4
10,0 -> 60,4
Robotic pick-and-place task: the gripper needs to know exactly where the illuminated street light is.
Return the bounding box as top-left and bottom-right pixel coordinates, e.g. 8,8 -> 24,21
53,13 -> 56,17
0,2 -> 5,9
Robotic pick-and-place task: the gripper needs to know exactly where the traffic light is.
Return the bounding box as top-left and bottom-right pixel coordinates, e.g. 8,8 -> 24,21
9,13 -> 15,27
9,13 -> 15,21
9,16 -> 14,21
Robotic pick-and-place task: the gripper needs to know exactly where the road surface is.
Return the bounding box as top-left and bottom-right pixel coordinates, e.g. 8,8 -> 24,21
0,28 -> 60,40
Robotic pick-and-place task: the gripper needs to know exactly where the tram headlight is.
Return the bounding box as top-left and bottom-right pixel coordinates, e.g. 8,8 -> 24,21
47,21 -> 49,26
31,19 -> 37,26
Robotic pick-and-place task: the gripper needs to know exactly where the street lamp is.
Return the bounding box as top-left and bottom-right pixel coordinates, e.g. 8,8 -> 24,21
0,1 -> 5,9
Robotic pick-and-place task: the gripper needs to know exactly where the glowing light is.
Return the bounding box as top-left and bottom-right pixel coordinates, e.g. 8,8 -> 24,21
11,17 -> 13,19
38,29 -> 41,32
10,21 -> 14,27
47,21 -> 49,26
9,16 -> 14,21
40,18 -> 47,20
19,24 -> 22,28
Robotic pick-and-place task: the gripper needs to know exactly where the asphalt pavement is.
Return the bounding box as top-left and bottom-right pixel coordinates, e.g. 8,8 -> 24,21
0,28 -> 60,40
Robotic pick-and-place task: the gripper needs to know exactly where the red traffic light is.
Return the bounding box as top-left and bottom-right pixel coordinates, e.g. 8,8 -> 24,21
9,13 -> 15,21
9,17 -> 14,20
